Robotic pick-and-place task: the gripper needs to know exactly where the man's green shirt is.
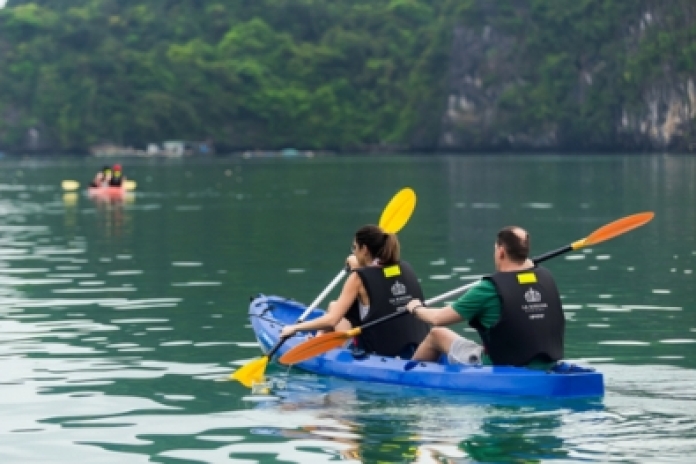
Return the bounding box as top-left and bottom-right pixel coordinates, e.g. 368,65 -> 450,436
451,279 -> 501,329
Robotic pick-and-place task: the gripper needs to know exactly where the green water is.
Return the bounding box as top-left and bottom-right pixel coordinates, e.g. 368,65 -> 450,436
0,154 -> 694,463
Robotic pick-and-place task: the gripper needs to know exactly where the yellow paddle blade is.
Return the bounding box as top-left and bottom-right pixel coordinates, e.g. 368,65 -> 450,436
125,180 -> 137,191
61,180 -> 80,191
572,212 -> 654,250
379,188 -> 416,233
279,330 -> 359,365
230,355 -> 269,387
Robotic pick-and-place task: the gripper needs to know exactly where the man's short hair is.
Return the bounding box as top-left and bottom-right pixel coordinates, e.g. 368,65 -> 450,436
496,226 -> 529,263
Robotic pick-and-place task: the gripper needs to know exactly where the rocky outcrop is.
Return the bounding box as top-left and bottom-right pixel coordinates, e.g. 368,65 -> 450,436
619,78 -> 696,151
618,7 -> 696,151
440,2 -> 696,152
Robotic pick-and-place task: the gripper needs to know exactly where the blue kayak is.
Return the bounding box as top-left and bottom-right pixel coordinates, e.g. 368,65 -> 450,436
248,294 -> 604,398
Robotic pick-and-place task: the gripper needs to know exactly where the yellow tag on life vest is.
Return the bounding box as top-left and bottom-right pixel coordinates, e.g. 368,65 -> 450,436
517,272 -> 537,284
383,265 -> 401,278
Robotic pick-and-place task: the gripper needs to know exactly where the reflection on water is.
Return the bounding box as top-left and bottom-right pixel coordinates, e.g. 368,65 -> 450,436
0,155 -> 694,462
235,365 -> 696,462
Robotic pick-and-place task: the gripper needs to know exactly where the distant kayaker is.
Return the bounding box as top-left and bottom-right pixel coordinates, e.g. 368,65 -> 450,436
405,226 -> 565,369
109,164 -> 125,187
280,224 -> 430,358
89,165 -> 112,188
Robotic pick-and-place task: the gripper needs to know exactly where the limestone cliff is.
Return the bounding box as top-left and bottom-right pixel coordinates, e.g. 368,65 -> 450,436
440,1 -> 696,152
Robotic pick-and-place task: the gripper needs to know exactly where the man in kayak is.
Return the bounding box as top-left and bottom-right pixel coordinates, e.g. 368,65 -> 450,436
280,224 -> 430,358
109,164 -> 125,187
89,165 -> 112,188
405,226 -> 564,369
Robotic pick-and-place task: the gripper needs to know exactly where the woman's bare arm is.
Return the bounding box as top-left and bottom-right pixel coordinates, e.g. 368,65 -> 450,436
280,272 -> 361,336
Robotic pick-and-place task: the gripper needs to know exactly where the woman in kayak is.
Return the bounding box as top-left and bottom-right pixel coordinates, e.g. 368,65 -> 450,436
89,165 -> 112,188
280,224 -> 430,358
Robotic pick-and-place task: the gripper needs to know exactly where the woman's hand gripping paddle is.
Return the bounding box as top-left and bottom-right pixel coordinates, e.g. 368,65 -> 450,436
278,211 -> 655,365
230,188 -> 417,387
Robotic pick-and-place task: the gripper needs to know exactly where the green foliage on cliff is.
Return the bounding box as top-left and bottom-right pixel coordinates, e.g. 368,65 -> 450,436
0,0 -> 693,152
457,0 -> 696,150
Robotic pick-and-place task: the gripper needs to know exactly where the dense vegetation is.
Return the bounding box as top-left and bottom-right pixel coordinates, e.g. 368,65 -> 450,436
0,0 -> 694,153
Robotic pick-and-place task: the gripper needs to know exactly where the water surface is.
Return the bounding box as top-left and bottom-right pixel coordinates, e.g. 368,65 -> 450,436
0,154 -> 694,462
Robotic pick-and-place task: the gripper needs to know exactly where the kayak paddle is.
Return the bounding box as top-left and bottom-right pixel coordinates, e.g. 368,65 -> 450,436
426,211 -> 655,306
278,211 -> 655,365
230,187 -> 418,387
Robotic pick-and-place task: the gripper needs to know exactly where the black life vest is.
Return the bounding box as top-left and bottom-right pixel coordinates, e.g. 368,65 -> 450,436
345,261 -> 430,357
109,172 -> 123,186
470,266 -> 565,366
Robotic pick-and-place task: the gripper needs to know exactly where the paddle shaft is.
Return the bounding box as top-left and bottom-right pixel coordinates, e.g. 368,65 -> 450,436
266,265 -> 348,359
526,244 -> 572,266
355,247 -> 565,330
350,286 -> 475,334
426,246 -> 573,305
306,268 -> 347,313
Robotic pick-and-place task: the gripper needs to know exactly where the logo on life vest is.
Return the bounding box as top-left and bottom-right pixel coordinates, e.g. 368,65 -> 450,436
524,287 -> 542,303
391,280 -> 406,296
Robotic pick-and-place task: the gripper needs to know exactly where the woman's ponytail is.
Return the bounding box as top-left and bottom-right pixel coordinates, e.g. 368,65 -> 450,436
354,225 -> 401,265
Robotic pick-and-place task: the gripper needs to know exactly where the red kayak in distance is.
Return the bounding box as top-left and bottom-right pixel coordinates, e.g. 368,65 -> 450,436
87,185 -> 129,199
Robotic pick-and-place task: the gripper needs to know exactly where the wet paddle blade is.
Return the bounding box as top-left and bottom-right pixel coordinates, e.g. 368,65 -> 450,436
62,180 -> 80,191
230,356 -> 269,388
572,212 -> 654,249
379,188 -> 416,233
125,180 -> 137,191
279,331 -> 357,365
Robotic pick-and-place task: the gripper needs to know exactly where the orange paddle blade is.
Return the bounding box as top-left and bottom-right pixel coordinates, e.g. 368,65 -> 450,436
379,188 -> 416,233
572,212 -> 654,249
279,329 -> 360,365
